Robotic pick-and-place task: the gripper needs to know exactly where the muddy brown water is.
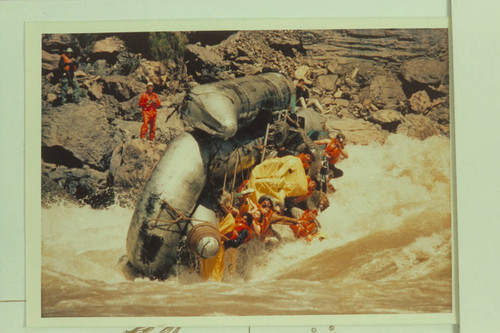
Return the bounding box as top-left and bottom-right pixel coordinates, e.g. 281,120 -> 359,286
41,134 -> 453,317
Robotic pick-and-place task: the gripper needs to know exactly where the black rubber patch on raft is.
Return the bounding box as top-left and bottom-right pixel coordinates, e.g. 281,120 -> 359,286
145,193 -> 160,216
139,222 -> 163,264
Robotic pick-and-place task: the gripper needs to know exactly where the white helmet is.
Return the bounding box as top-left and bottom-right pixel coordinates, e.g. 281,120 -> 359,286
65,47 -> 73,53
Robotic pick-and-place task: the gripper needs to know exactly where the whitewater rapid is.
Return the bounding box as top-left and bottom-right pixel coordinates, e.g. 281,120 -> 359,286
41,134 -> 453,317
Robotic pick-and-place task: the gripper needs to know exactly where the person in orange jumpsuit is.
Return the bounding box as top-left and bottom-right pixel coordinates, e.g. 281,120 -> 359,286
139,82 -> 161,141
290,209 -> 319,240
315,133 -> 349,191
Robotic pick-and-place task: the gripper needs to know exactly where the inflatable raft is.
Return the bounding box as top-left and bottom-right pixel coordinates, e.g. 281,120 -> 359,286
124,73 -> 327,280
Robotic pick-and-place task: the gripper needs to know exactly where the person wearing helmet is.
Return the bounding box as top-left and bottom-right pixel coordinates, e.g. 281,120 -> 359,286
58,47 -> 80,104
314,133 -> 349,191
290,209 -> 320,241
139,82 -> 161,141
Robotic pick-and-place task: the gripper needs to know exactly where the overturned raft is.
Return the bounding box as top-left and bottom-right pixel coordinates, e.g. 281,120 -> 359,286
125,74 -> 329,280
181,72 -> 294,139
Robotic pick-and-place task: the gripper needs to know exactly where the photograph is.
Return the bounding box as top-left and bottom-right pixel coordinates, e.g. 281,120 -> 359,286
37,26 -> 454,322
0,0 -> 497,332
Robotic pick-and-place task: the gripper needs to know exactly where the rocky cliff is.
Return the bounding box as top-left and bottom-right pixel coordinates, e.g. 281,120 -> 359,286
41,29 -> 449,208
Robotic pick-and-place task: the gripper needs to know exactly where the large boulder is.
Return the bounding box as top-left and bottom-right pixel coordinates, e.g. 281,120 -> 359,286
396,114 -> 441,140
42,34 -> 74,53
154,105 -> 186,143
42,50 -> 61,74
184,44 -> 225,82
408,90 -> 432,114
323,117 -> 387,145
367,75 -> 407,110
294,65 -> 310,80
316,74 -> 339,91
42,103 -> 119,171
111,118 -> 142,143
366,109 -> 404,132
102,76 -> 146,101
118,95 -> 142,121
91,36 -> 125,63
268,35 -> 305,57
400,58 -> 448,86
87,81 -> 104,100
109,139 -> 167,203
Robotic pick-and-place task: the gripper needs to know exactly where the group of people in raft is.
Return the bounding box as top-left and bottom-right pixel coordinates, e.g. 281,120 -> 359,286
219,132 -> 349,249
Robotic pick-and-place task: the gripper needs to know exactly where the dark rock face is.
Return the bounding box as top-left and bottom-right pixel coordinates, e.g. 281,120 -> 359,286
42,104 -> 119,171
41,28 -> 450,207
42,163 -> 114,208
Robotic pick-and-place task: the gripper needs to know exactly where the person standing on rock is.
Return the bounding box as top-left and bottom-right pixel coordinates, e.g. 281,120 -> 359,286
139,82 -> 161,141
58,47 -> 80,105
295,78 -> 325,114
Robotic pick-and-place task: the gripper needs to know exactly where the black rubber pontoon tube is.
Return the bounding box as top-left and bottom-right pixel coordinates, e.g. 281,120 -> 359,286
181,72 -> 294,139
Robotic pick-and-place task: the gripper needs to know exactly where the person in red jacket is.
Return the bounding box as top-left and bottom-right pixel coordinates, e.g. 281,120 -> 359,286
58,47 -> 80,104
139,82 -> 161,141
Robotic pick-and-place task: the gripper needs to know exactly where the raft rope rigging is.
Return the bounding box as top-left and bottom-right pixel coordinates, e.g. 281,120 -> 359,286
147,200 -> 214,234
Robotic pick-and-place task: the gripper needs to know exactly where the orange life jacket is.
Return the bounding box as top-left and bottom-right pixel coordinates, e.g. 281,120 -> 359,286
297,152 -> 311,171
61,53 -> 77,72
290,210 -> 318,238
231,221 -> 253,243
324,138 -> 344,165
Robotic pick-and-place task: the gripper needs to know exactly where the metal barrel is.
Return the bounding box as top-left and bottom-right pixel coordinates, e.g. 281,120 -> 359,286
186,204 -> 220,259
181,72 -> 294,139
